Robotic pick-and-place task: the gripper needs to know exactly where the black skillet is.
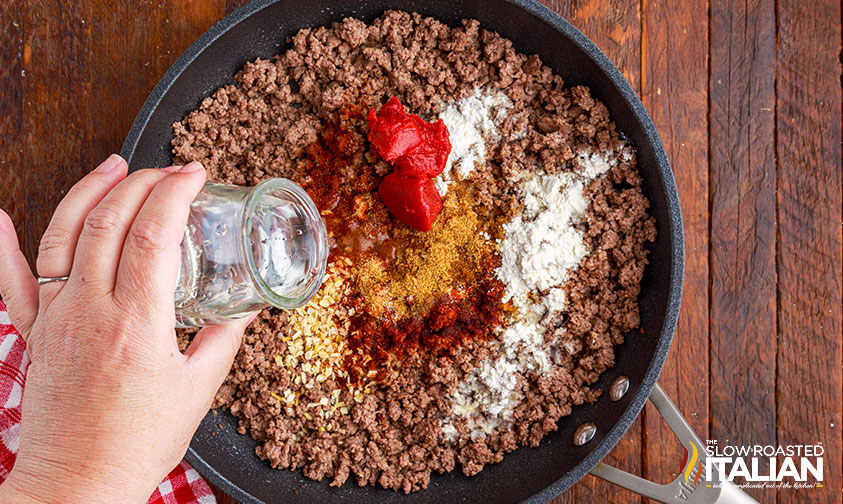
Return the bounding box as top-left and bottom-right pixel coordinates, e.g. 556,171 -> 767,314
121,1 -> 686,502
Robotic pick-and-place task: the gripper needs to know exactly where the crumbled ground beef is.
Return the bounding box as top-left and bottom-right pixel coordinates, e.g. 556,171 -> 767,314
173,10 -> 654,493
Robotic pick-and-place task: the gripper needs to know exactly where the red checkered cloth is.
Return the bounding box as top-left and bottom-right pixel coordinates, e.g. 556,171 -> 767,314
0,299 -> 217,503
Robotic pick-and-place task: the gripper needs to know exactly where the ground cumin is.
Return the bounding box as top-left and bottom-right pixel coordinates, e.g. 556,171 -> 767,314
354,181 -> 498,319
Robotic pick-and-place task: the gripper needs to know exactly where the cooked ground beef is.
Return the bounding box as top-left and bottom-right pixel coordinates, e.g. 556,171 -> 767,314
173,10 -> 655,493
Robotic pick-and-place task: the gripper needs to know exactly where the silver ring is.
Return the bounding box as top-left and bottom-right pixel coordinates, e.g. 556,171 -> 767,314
37,276 -> 69,285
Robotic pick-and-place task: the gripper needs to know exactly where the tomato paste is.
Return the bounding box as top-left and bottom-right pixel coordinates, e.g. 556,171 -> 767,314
368,97 -> 451,232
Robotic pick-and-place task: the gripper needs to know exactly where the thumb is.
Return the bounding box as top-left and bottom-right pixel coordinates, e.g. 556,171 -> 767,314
184,311 -> 258,395
0,209 -> 39,341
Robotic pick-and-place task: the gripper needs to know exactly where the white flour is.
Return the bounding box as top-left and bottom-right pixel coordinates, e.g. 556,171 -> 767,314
499,172 -> 590,316
434,88 -> 512,196
443,149 -> 619,440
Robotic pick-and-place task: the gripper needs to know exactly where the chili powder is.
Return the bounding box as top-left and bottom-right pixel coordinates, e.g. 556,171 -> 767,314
343,267 -> 509,385
297,103 -> 396,262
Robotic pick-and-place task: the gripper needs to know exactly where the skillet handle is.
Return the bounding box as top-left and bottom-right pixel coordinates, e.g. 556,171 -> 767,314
588,383 -> 759,504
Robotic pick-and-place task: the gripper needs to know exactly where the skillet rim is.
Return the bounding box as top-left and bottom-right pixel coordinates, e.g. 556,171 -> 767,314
120,0 -> 684,502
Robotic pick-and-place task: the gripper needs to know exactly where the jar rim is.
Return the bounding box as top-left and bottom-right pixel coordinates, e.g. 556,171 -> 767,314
240,178 -> 328,310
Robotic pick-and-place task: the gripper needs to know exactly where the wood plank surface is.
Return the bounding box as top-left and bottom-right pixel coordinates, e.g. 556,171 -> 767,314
640,0 -> 710,492
87,0 -> 226,170
0,2 -> 24,250
19,0 -> 228,271
22,1 -> 92,266
0,1 -> 841,504
775,1 -> 843,504
539,0 -> 575,20
708,0 -> 777,501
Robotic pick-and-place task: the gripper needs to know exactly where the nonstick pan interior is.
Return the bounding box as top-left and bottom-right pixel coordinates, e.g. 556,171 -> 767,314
120,1 -> 684,502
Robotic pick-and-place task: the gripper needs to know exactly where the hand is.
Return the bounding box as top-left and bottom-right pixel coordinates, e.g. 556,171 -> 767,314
0,155 -> 253,504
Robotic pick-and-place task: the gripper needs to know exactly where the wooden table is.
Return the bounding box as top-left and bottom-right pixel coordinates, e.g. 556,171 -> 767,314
0,1 -> 839,502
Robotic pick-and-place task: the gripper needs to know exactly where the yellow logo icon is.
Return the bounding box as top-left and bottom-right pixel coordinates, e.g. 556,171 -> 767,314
684,441 -> 699,484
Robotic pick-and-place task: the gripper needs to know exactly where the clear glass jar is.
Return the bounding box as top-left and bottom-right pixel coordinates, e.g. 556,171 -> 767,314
174,178 -> 328,327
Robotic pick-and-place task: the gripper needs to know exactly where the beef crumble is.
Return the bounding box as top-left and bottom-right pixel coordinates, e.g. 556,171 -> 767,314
173,10 -> 655,493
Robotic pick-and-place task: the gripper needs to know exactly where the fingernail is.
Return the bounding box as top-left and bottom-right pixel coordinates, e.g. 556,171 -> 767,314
161,165 -> 182,173
179,161 -> 204,173
94,154 -> 123,173
0,208 -> 14,234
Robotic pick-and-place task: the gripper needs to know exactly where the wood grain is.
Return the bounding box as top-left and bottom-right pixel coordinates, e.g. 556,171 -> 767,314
22,1 -> 92,266
708,0 -> 776,501
539,0 -> 575,20
775,1 -> 842,503
558,1 -> 643,503
640,0 -> 710,490
0,2 -> 841,504
0,2 -> 24,248
226,0 -> 252,15
88,0 -> 226,168
572,0 -> 640,92
16,0 -> 227,268
87,0 -> 161,165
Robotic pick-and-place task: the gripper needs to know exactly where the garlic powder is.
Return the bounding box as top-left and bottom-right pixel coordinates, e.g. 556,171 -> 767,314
435,88 -> 513,196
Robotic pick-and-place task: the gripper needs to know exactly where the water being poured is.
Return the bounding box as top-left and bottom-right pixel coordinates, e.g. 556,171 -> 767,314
250,192 -> 323,298
174,180 -> 327,327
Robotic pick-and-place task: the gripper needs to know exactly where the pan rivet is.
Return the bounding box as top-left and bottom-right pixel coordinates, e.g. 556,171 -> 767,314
573,422 -> 597,446
609,375 -> 630,402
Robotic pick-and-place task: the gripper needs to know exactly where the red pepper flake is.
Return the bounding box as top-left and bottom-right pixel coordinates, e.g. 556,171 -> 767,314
343,269 -> 508,385
298,103 -> 366,212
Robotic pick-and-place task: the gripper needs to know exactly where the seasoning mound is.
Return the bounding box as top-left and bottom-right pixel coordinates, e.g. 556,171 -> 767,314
358,181 -> 495,319
173,10 -> 655,493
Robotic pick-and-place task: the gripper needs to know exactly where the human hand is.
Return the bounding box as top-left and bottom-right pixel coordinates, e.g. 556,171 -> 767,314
0,155 -> 254,504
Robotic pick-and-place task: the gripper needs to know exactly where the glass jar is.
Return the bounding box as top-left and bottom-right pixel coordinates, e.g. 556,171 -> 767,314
174,178 -> 328,327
